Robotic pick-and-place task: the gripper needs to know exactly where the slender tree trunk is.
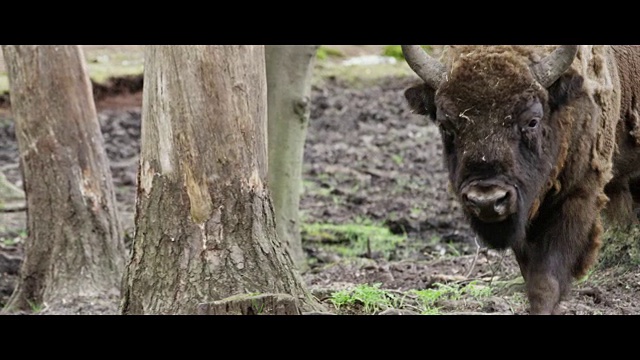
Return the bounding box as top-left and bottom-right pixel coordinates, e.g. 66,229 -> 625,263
120,45 -> 323,315
265,45 -> 319,270
1,45 -> 125,312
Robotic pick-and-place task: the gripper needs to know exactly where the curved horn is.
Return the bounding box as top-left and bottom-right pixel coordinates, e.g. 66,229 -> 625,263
401,45 -> 447,89
531,45 -> 579,88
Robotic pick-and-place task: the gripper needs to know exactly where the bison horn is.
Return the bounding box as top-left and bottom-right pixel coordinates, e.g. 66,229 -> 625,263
531,45 -> 579,88
401,45 -> 447,89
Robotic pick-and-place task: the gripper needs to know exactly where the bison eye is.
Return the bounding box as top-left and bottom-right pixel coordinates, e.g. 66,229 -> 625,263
527,118 -> 540,129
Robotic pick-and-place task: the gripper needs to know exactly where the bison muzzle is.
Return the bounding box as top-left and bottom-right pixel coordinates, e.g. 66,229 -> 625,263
402,45 -> 640,315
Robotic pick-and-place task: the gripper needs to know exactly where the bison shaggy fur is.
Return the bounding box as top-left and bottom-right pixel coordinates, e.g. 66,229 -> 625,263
404,45 -> 640,314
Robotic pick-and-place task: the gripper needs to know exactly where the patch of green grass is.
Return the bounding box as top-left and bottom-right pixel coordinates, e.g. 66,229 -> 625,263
317,172 -> 330,182
329,283 -> 401,313
0,229 -> 27,246
446,242 -> 461,257
491,276 -> 526,296
429,235 -> 441,245
598,225 -> 640,269
0,237 -> 18,246
387,211 -> 400,222
413,287 -> 445,307
391,154 -> 404,167
316,46 -> 345,61
382,45 -> 405,60
410,207 -> 423,218
317,187 -> 333,197
27,300 -> 43,313
412,281 -> 493,314
304,178 -> 336,198
327,280 -> 496,315
302,180 -> 316,191
251,299 -> 266,314
420,307 -> 441,315
464,281 -> 493,298
576,267 -> 597,285
302,218 -> 406,258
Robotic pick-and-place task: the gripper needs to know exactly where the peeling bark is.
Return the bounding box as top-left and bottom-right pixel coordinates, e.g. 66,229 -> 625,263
1,45 -> 125,312
120,45 -> 323,314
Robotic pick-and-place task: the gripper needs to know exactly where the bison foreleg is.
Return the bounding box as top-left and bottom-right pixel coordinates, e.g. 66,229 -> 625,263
520,194 -> 602,315
523,252 -> 567,315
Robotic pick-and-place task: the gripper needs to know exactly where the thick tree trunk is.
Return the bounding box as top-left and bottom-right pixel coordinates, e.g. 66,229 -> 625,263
120,45 -> 323,314
1,45 -> 125,312
265,45 -> 319,270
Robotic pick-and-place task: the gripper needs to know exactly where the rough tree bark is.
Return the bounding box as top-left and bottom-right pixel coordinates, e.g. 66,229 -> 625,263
1,45 -> 125,312
265,45 -> 319,270
120,45 -> 323,315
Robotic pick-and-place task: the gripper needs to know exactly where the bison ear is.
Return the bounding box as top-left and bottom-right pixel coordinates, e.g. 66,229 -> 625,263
404,83 -> 437,120
547,72 -> 585,111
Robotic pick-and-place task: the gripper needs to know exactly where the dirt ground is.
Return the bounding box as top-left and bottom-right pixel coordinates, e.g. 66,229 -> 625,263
1,46 -> 639,315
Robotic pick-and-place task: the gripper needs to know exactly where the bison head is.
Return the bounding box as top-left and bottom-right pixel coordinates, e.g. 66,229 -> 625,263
403,45 -> 583,249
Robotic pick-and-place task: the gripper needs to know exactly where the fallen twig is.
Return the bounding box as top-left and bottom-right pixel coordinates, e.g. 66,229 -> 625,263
464,236 -> 481,278
489,250 -> 507,287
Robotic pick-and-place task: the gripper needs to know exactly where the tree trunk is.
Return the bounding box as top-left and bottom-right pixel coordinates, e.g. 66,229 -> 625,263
120,45 -> 323,315
265,45 -> 319,270
1,45 -> 125,312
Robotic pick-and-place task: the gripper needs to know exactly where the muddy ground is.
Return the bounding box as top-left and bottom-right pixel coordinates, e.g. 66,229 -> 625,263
1,47 -> 639,315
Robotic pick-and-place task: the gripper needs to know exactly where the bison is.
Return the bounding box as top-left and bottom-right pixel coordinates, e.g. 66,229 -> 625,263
402,45 -> 640,314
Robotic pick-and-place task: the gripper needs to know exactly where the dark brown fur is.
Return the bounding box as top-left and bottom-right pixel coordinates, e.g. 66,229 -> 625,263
404,45 -> 640,314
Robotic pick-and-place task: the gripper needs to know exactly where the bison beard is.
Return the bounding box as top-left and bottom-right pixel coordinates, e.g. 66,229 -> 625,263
467,198 -> 527,250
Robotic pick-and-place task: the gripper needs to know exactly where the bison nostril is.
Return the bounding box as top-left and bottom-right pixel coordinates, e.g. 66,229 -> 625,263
462,193 -> 481,210
462,185 -> 515,220
493,192 -> 510,215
